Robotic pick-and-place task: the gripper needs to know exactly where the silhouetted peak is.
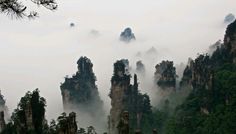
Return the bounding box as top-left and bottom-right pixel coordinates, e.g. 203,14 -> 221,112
0,91 -> 5,106
146,46 -> 157,55
209,40 -> 222,50
77,56 -> 93,75
224,20 -> 236,44
70,22 -> 75,27
136,60 -> 145,74
120,27 -> 136,43
224,13 -> 235,24
155,60 -> 176,88
113,60 -> 126,77
61,56 -> 103,116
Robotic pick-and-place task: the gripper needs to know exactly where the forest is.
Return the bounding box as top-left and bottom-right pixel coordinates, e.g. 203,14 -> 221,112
0,1 -> 236,134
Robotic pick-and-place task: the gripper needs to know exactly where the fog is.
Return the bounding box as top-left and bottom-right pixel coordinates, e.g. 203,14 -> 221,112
0,0 -> 236,128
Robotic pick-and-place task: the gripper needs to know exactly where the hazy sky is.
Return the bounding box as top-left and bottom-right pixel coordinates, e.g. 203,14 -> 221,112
0,0 -> 236,121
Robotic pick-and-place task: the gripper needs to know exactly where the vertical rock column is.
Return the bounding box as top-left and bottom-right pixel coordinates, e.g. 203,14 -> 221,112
60,56 -> 104,117
109,60 -> 130,134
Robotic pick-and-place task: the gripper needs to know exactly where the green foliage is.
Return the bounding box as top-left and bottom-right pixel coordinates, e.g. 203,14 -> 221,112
77,126 -> 97,134
60,56 -> 104,117
156,60 -> 176,88
1,89 -> 46,134
165,63 -> 236,134
1,122 -> 17,134
31,89 -> 46,134
225,20 -> 236,42
122,74 -> 153,133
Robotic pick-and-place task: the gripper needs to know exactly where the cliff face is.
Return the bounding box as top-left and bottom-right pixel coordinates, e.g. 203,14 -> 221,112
165,20 -> 236,134
0,91 -> 7,112
210,20 -> 236,66
180,55 -> 213,92
0,89 -> 47,134
0,91 -> 8,133
0,111 -> 5,133
109,60 -> 130,134
181,20 -> 236,90
120,59 -> 131,75
109,60 -> 152,134
180,59 -> 194,87
178,21 -> 236,115
224,20 -> 236,63
25,101 -> 34,131
117,111 -> 129,134
224,13 -> 235,24
136,60 -> 145,75
1,89 -> 80,134
57,112 -> 77,134
60,56 -> 104,117
154,60 -> 176,89
179,55 -> 214,114
191,55 -> 213,90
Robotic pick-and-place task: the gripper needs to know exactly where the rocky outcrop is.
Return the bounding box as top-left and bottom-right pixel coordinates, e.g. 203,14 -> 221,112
181,20 -> 236,90
208,20 -> 236,66
0,111 -> 5,133
1,89 -> 80,134
180,54 -> 214,92
109,60 -> 130,134
25,101 -> 34,131
180,58 -> 194,87
154,60 -> 177,89
0,91 -> 8,122
117,111 -> 129,134
0,91 -> 6,111
208,40 -> 222,55
120,28 -> 136,43
109,60 -> 152,134
224,13 -> 235,24
57,112 -> 78,134
136,60 -> 145,75
178,21 -> 236,114
224,20 -> 236,63
1,89 -> 47,134
191,55 -> 213,90
121,59 -> 131,75
164,21 -> 236,134
60,56 -> 104,117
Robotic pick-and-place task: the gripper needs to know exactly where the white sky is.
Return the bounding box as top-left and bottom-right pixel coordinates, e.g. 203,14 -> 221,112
0,0 -> 236,122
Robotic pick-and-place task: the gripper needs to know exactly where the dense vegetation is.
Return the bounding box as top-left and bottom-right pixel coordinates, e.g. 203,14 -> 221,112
60,56 -> 104,120
2,89 -> 46,134
1,89 -> 100,134
164,63 -> 236,134
123,74 -> 153,133
156,20 -> 236,134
